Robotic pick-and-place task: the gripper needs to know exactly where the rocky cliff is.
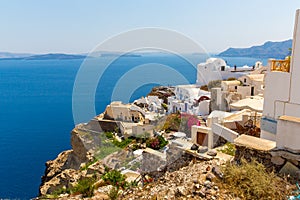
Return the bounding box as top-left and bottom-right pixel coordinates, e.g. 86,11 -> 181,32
39,126 -> 100,196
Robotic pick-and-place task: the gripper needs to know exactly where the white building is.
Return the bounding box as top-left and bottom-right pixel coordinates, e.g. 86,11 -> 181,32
221,80 -> 241,92
134,96 -> 164,113
260,9 -> 300,151
104,101 -> 146,123
167,85 -> 210,116
196,58 -> 250,86
238,74 -> 265,96
210,74 -> 265,112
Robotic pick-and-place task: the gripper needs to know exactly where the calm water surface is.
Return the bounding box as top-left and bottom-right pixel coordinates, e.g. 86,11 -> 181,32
0,55 -> 267,199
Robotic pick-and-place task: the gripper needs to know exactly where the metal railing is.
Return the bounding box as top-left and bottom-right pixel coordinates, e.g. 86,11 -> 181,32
269,57 -> 291,72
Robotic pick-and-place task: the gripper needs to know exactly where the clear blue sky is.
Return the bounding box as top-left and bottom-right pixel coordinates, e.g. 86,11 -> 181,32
1,0 -> 300,54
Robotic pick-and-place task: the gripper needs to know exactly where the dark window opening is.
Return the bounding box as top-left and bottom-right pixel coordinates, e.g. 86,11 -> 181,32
251,86 -> 254,96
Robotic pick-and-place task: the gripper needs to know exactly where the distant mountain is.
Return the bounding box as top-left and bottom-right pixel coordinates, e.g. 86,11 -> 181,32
0,53 -> 86,60
218,39 -> 292,59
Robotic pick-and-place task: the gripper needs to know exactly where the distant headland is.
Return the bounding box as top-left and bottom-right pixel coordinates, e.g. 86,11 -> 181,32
218,39 -> 292,59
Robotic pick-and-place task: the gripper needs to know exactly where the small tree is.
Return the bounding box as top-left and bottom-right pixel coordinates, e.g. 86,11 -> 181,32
101,170 -> 127,189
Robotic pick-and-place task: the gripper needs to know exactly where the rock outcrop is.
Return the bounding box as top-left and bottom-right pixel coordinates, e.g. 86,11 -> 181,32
39,127 -> 99,196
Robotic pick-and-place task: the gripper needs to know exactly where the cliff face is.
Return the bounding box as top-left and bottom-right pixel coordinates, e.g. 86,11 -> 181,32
39,127 -> 98,195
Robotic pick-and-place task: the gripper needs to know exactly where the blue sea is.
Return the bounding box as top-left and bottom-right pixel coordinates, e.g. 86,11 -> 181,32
0,54 -> 268,199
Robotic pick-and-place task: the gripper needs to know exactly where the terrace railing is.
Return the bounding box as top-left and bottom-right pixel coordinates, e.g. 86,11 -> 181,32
269,57 -> 291,72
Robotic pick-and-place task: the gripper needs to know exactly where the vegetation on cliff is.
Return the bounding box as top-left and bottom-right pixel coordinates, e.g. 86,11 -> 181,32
146,135 -> 168,150
218,159 -> 293,200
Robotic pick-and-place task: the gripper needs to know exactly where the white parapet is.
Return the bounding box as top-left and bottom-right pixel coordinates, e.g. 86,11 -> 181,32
211,123 -> 239,143
276,115 -> 300,151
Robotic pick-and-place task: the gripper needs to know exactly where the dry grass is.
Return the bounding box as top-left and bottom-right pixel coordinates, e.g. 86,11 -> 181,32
218,159 -> 294,200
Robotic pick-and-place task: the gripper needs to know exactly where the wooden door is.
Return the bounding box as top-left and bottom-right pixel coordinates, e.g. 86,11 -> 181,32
197,132 -> 208,146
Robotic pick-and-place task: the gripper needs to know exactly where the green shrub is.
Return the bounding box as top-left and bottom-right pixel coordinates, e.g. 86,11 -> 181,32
157,135 -> 168,149
130,132 -> 150,143
50,187 -> 70,198
71,177 -> 96,197
107,186 -> 120,200
102,170 -> 127,189
219,159 -> 293,200
218,142 -> 236,156
112,138 -> 132,148
105,132 -> 114,139
94,134 -> 133,159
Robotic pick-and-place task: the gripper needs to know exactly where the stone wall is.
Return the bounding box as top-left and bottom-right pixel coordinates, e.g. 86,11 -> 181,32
234,145 -> 277,171
98,120 -> 121,133
141,144 -> 193,179
141,148 -> 166,174
234,135 -> 300,180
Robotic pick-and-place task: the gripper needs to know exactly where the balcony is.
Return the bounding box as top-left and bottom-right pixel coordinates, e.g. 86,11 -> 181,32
269,57 -> 291,72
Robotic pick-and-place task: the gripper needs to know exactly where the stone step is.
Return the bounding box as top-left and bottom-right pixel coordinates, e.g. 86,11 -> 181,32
234,134 -> 276,151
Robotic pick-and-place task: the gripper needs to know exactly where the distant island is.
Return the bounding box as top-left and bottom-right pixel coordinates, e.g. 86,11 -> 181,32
0,53 -> 87,60
0,52 -> 34,59
0,52 -> 143,60
218,39 -> 292,59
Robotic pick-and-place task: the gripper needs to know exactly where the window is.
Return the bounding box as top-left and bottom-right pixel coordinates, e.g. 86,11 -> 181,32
244,78 -> 247,83
251,86 -> 254,96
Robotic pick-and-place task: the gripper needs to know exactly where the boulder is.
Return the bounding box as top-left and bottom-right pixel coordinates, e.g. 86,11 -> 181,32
39,169 -> 84,196
207,150 -> 218,157
206,172 -> 216,181
191,144 -> 199,151
86,161 -> 106,175
198,146 -> 208,153
279,161 -> 300,177
271,156 -> 285,166
212,166 -> 223,179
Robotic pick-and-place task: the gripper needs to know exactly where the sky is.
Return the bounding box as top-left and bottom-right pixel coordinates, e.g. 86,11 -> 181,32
1,0 -> 300,54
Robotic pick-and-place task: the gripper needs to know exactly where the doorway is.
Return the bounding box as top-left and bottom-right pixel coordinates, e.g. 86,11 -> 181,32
197,132 -> 208,146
